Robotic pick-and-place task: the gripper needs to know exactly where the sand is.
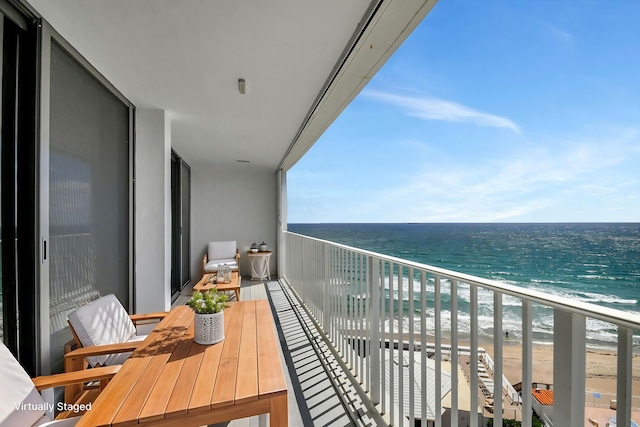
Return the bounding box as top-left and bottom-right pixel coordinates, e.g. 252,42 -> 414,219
431,335 -> 639,400
480,342 -> 640,400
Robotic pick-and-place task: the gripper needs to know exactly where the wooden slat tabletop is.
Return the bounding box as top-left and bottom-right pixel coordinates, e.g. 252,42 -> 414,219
235,301 -> 258,404
192,272 -> 240,294
75,300 -> 287,427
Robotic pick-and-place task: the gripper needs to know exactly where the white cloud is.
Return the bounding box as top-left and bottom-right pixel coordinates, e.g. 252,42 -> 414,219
363,90 -> 521,133
544,22 -> 574,49
288,121 -> 640,223
358,134 -> 640,222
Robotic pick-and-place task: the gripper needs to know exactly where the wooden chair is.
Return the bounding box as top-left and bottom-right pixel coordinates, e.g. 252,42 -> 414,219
202,240 -> 240,275
0,341 -> 119,426
65,294 -> 166,402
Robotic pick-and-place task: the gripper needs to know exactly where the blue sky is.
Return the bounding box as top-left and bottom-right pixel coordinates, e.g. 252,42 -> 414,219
287,0 -> 640,223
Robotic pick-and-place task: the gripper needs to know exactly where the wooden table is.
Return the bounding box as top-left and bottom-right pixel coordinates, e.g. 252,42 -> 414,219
75,301 -> 287,427
193,270 -> 241,301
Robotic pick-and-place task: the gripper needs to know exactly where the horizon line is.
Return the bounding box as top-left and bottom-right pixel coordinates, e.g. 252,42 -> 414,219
287,221 -> 640,225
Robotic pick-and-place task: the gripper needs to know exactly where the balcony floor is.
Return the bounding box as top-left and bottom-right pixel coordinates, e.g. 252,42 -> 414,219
175,277 -> 379,426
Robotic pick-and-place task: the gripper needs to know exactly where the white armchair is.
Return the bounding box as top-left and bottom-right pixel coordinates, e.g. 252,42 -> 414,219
67,294 -> 166,368
202,240 -> 240,274
0,342 -> 119,427
65,294 -> 166,402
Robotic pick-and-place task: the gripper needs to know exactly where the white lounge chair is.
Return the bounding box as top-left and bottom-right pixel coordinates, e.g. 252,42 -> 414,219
0,341 -> 118,427
202,240 -> 240,274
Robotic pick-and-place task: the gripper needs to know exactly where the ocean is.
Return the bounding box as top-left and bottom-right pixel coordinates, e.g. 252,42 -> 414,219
288,223 -> 640,348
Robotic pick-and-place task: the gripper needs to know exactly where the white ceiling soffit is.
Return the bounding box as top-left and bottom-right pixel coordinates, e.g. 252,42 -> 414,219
280,0 -> 439,172
26,0 -> 436,172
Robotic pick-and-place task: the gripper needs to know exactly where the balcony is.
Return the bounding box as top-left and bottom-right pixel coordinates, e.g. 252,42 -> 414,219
2,2 -> 636,426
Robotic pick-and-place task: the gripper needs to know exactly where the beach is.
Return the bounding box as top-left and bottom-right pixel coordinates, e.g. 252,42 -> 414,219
401,332 -> 639,400
434,335 -> 639,402
481,343 -> 640,402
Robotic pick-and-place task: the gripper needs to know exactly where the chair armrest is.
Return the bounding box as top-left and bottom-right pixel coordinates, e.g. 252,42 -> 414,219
65,341 -> 140,361
32,365 -> 120,391
63,343 -> 133,403
235,249 -> 240,269
129,312 -> 167,325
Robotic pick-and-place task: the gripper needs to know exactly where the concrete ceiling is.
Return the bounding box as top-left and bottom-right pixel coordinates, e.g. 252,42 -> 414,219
26,0 -> 437,171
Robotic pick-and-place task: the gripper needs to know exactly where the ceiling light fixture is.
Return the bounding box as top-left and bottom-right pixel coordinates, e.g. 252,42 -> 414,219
238,78 -> 247,94
237,160 -> 250,163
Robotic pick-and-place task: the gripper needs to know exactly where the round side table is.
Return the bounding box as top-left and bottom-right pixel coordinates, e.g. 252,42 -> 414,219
247,251 -> 272,280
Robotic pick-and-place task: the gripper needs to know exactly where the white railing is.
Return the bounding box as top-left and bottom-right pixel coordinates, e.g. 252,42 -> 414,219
282,231 -> 640,427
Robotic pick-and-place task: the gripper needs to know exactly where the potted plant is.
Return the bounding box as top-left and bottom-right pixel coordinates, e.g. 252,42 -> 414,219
188,290 -> 229,345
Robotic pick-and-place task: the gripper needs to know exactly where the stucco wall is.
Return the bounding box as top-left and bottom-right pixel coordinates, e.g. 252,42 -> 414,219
190,165 -> 277,283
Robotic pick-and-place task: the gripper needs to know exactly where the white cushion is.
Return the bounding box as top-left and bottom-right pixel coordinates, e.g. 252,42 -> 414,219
0,342 -> 48,427
207,241 -> 236,260
204,259 -> 238,273
35,416 -> 78,426
68,294 -> 137,367
98,334 -> 147,367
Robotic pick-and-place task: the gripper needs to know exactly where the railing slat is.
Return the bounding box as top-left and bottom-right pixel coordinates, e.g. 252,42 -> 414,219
347,250 -> 352,370
323,243 -> 330,337
408,268 -> 415,427
338,248 -> 347,359
493,292 -> 503,426
389,262 -> 395,423
470,284 -> 478,427
360,253 -> 365,385
369,255 -> 381,404
380,259 -> 386,412
332,246 -> 337,345
420,271 -> 427,425
398,265 -> 405,426
522,301 -> 533,427
451,279 -> 459,427
435,275 -> 442,427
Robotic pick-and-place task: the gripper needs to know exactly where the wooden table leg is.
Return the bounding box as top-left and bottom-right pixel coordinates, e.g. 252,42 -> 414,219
269,394 -> 287,427
235,289 -> 240,301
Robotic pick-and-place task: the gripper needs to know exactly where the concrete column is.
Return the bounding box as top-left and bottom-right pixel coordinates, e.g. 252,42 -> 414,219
134,109 -> 171,313
277,169 -> 287,278
553,309 -> 586,427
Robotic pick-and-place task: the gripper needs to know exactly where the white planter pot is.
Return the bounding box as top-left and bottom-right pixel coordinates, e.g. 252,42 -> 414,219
194,311 -> 224,345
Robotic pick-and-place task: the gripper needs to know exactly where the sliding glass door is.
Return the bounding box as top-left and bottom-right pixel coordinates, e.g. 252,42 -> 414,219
46,38 -> 131,373
1,6 -> 38,374
171,151 -> 190,299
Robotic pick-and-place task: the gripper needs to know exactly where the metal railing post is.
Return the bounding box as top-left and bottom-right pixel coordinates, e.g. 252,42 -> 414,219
522,301 -> 533,427
553,309 -> 586,427
618,326 -> 633,427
